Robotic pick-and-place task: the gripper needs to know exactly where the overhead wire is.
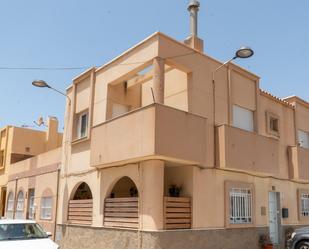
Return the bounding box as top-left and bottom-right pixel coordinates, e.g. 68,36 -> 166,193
0,51 -> 197,71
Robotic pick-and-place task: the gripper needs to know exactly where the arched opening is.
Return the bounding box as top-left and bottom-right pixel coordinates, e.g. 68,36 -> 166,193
6,192 -> 14,219
15,191 -> 24,219
110,176 -> 138,198
68,182 -> 93,225
104,176 -> 139,229
72,182 -> 93,200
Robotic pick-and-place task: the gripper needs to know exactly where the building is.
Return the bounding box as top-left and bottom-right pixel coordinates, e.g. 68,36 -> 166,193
3,117 -> 62,237
50,3 -> 309,249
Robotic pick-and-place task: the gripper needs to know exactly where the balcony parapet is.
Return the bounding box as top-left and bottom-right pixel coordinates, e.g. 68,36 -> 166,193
216,125 -> 279,175
288,146 -> 309,180
90,104 -> 208,168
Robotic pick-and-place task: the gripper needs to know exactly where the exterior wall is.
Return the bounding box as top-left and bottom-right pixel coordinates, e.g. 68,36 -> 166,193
191,168 -> 309,229
56,225 -> 270,249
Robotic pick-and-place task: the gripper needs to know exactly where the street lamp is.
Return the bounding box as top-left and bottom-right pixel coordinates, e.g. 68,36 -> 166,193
32,80 -> 71,104
212,46 -> 254,81
212,46 -> 254,167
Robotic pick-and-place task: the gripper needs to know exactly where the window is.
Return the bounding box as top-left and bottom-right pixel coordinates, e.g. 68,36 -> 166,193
298,130 -> 309,149
40,197 -> 52,220
270,117 -> 279,132
301,193 -> 309,217
77,112 -> 88,139
6,192 -> 14,219
0,150 -> 4,168
15,191 -> 24,219
229,188 -> 252,224
233,105 -> 254,132
225,182 -> 254,226
266,112 -> 280,137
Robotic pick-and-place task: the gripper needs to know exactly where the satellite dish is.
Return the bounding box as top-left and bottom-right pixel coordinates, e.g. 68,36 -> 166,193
33,117 -> 46,127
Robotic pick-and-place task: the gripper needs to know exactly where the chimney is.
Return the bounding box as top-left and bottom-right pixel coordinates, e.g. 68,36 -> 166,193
184,0 -> 204,52
46,116 -> 59,151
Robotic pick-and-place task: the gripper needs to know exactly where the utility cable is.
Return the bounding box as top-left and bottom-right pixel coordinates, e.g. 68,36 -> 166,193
0,51 -> 197,71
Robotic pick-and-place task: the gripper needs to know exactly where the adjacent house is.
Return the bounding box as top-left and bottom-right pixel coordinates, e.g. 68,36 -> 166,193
3,117 -> 62,237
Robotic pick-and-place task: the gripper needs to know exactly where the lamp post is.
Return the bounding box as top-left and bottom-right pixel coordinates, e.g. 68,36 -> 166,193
212,46 -> 254,167
32,80 -> 71,105
212,46 -> 254,124
212,46 -> 254,84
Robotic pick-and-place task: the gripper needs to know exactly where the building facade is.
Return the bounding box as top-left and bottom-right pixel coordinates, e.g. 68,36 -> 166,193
53,31 -> 309,249
2,117 -> 62,237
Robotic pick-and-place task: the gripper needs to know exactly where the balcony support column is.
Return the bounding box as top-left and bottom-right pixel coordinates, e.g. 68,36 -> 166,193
153,57 -> 165,104
139,160 -> 164,230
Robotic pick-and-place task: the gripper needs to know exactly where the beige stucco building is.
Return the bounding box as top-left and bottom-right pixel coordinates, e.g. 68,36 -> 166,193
2,117 -> 62,237
53,22 -> 309,248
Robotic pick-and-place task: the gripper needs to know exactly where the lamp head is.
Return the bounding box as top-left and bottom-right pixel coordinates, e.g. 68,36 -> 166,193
235,46 -> 254,59
32,80 -> 51,88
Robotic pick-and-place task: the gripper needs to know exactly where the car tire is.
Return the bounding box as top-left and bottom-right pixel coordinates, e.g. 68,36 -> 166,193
297,241 -> 309,249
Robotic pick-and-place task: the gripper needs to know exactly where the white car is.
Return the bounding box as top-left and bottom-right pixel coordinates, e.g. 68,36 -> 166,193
0,219 -> 59,249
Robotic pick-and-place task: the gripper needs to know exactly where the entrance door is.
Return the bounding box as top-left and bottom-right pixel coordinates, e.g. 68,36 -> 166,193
27,189 -> 35,219
268,192 -> 281,245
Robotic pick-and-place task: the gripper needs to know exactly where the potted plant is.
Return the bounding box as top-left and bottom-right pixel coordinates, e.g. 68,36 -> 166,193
168,184 -> 182,197
259,234 -> 273,249
129,186 -> 138,197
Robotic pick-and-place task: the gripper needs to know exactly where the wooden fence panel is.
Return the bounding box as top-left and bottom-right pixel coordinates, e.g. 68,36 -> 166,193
104,198 -> 139,229
68,199 -> 93,225
164,197 -> 191,230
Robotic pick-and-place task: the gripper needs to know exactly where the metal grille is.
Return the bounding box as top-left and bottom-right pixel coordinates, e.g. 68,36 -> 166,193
229,188 -> 252,224
301,193 -> 309,216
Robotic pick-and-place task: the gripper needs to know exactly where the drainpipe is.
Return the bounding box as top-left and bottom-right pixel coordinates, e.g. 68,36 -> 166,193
13,177 -> 18,219
53,166 -> 61,241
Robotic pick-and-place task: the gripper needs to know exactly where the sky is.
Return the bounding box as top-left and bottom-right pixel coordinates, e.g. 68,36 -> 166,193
0,0 -> 308,130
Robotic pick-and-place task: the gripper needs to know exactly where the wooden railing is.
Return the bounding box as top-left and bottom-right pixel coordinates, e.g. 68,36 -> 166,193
164,197 -> 191,230
68,199 -> 93,225
104,197 -> 139,229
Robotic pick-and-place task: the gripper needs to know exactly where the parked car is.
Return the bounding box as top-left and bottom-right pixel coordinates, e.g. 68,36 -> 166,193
287,227 -> 309,249
0,219 -> 59,249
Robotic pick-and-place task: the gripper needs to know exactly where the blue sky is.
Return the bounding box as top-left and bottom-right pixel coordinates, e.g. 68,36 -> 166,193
0,0 -> 308,130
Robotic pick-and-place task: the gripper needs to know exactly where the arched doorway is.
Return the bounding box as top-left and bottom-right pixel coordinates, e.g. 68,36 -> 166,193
68,182 -> 93,225
104,176 -> 139,229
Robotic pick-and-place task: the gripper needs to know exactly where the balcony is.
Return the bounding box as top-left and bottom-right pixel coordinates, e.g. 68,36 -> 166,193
288,146 -> 309,180
216,125 -> 279,175
90,104 -> 207,168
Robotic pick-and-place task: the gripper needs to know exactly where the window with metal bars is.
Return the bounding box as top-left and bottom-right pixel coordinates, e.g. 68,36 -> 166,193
301,193 -> 309,216
229,188 -> 252,224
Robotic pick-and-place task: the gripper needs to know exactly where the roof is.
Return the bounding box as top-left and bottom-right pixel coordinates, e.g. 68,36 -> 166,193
0,219 -> 36,224
283,95 -> 309,108
260,89 -> 295,109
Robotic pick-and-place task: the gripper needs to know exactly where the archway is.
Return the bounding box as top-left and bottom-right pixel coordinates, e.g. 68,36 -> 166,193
109,176 -> 138,198
72,182 -> 93,200
68,182 -> 93,225
104,176 -> 139,229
